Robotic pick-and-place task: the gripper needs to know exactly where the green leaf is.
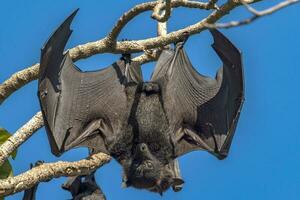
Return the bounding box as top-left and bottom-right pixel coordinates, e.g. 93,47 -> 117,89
0,128 -> 17,159
0,128 -> 15,200
0,160 -> 13,179
0,128 -> 17,200
0,128 -> 10,145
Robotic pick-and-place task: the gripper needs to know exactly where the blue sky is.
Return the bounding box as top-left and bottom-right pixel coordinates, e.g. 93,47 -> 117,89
1,1 -> 300,200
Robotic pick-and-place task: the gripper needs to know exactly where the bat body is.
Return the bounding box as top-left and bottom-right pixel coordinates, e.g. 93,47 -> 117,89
38,10 -> 244,194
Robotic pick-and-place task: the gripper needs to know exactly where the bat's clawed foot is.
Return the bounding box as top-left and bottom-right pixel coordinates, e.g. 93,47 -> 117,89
120,39 -> 133,63
121,38 -> 131,42
29,160 -> 45,169
175,31 -> 190,48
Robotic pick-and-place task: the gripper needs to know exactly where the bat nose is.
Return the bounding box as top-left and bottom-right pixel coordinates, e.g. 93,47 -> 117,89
139,143 -> 147,152
134,143 -> 152,160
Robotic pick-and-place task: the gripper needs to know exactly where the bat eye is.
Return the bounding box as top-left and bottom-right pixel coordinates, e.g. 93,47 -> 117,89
145,161 -> 153,169
140,143 -> 147,152
40,90 -> 48,98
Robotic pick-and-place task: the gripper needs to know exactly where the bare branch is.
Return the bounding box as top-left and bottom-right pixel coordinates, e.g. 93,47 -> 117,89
205,0 -> 299,29
0,112 -> 44,166
106,0 -> 211,43
242,0 -> 299,16
132,50 -> 160,64
157,21 -> 167,37
1,0 -> 296,105
0,0 -> 212,105
135,0 -> 170,67
0,63 -> 39,105
0,153 -> 111,197
151,0 -> 172,22
208,0 -> 219,10
0,112 -> 43,166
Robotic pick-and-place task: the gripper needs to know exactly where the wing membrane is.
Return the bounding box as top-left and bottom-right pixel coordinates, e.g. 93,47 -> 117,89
38,10 -> 141,156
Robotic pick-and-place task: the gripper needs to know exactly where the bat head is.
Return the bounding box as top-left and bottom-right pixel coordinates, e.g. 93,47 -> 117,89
121,143 -> 184,195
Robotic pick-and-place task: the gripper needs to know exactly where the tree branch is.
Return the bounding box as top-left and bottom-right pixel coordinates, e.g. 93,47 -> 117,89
0,152 -> 111,197
106,0 -> 212,43
151,0 -> 172,22
208,0 -> 219,10
0,64 -> 39,105
0,112 -> 43,166
205,0 -> 299,28
0,0 -> 261,105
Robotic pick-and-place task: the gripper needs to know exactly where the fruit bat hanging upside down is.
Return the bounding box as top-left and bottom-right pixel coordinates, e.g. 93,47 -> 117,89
38,10 -> 244,195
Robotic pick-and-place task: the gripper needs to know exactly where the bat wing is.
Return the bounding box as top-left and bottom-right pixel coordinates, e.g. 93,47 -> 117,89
151,29 -> 244,159
38,10 -> 142,156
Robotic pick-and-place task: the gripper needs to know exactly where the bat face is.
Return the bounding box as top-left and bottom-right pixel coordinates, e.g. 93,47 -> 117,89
121,143 -> 183,195
125,143 -> 165,191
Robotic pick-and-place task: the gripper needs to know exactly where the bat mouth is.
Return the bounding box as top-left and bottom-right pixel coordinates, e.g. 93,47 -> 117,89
125,143 -> 164,191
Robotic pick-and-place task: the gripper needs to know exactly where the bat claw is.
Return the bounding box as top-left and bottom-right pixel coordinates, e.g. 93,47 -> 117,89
121,38 -> 131,42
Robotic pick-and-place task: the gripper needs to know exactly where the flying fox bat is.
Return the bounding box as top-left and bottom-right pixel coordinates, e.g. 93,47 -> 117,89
62,171 -> 106,200
38,10 -> 244,195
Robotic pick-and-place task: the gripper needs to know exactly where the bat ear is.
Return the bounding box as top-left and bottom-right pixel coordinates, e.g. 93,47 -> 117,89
121,180 -> 132,188
172,178 -> 184,192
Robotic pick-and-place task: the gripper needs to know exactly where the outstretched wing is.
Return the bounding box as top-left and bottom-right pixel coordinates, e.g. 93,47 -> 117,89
38,10 -> 142,156
151,29 -> 244,159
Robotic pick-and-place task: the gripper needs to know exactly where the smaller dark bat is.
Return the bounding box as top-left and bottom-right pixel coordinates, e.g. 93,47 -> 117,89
62,171 -> 106,200
38,10 -> 244,195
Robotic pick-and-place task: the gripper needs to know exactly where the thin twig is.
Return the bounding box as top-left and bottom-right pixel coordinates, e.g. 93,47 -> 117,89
205,0 -> 299,28
151,0 -> 172,22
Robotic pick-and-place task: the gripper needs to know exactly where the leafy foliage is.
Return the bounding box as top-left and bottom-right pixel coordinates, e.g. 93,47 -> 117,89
0,128 -> 17,180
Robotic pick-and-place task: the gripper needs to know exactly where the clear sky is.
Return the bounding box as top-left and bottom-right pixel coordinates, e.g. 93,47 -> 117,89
1,1 -> 300,200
